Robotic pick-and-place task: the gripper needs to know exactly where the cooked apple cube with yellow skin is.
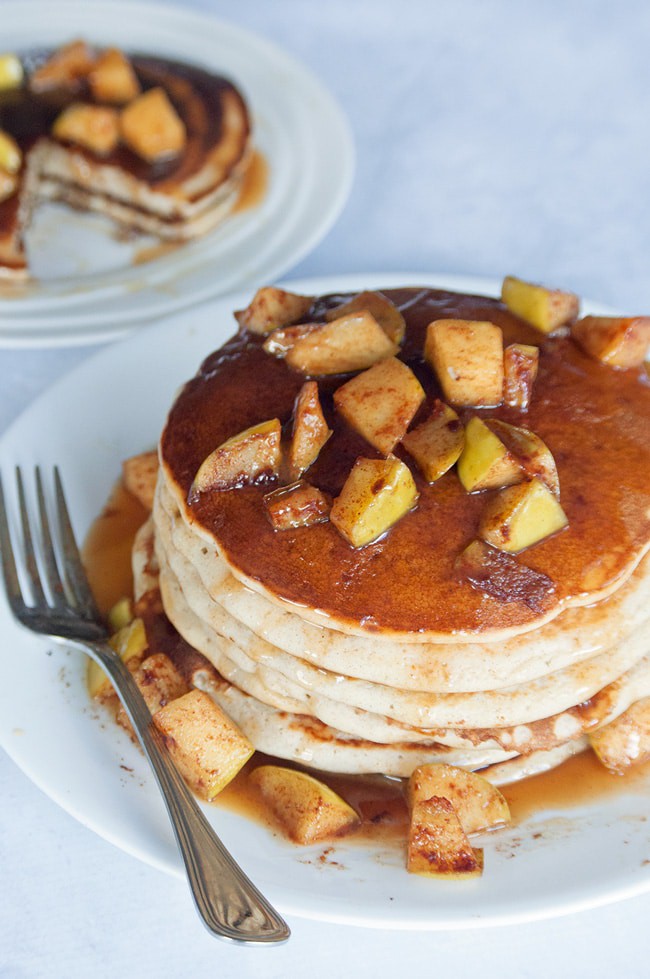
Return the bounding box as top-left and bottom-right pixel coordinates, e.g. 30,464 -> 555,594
503,343 -> 539,410
87,616 -> 147,701
325,290 -> 406,345
457,416 -> 523,493
0,170 -> 17,203
122,450 -> 159,510
283,311 -> 398,376
334,357 -> 425,456
501,275 -> 579,335
235,286 -> 313,335
263,323 -> 320,357
190,418 -> 282,497
407,763 -> 510,835
407,796 -> 484,879
30,40 -> 96,93
88,48 -> 140,104
589,698 -> 650,772
264,481 -> 331,530
288,380 -> 332,479
330,457 -> 418,547
0,54 -> 24,92
107,595 -> 133,633
120,87 -> 186,162
53,103 -> 120,156
479,476 -> 568,553
153,690 -> 254,801
249,765 -> 360,844
117,652 -> 189,737
571,315 -> 650,369
486,419 -> 560,496
401,401 -> 464,482
0,130 -> 22,174
425,319 -> 504,407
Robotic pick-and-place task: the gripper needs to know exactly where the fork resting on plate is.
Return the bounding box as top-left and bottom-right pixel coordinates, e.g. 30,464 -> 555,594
0,465 -> 289,945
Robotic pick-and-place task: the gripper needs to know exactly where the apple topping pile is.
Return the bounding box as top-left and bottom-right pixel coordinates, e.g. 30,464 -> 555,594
190,278 -> 649,559
24,39 -> 187,161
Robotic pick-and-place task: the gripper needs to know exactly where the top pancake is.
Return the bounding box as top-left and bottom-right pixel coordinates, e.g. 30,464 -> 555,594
160,287 -> 650,638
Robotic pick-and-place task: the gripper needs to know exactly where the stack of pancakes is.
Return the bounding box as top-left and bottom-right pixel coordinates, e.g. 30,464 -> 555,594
148,286 -> 650,785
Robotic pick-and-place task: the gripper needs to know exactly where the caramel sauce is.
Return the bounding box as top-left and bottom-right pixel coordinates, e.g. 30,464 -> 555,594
132,240 -> 182,267
161,287 -> 650,636
232,150 -> 268,214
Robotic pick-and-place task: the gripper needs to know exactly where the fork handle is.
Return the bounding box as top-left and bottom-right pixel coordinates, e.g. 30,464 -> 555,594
82,640 -> 290,944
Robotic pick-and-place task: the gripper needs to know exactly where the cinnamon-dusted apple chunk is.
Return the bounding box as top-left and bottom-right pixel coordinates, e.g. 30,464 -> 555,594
407,796 -> 484,879
87,616 -> 147,701
501,275 -> 579,335
571,316 -> 650,369
250,765 -> 359,844
29,39 -> 96,93
153,689 -> 254,801
264,481 -> 331,530
116,651 -> 189,737
0,131 -> 22,175
190,418 -> 281,498
235,286 -> 313,335
53,103 -> 120,156
486,419 -> 560,496
425,319 -> 504,407
401,401 -> 464,482
330,457 -> 418,547
589,698 -> 650,772
120,87 -> 186,162
288,381 -> 332,479
266,311 -> 398,376
89,47 -> 141,104
407,763 -> 510,836
503,343 -> 539,410
0,54 -> 24,92
325,290 -> 406,345
479,477 -> 568,553
334,357 -> 425,456
456,417 -> 523,492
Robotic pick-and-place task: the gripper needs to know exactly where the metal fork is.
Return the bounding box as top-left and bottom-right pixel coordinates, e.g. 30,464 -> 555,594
0,466 -> 290,945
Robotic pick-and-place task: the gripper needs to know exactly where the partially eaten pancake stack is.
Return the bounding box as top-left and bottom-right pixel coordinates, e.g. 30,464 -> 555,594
150,285 -> 650,784
0,41 -> 251,279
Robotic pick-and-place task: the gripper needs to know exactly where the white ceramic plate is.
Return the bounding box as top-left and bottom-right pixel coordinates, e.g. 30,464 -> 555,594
1,273 -> 648,930
0,2 -> 354,348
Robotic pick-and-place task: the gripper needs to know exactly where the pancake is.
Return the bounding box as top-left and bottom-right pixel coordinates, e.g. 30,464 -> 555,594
0,44 -> 252,278
144,283 -> 650,786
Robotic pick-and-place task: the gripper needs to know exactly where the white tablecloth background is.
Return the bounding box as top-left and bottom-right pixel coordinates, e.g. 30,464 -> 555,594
2,1 -> 650,975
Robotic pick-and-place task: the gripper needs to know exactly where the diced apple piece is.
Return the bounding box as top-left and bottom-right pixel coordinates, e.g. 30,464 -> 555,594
454,539 -> 556,613
503,343 -> 539,410
87,616 -> 147,701
288,381 -> 332,479
401,400 -> 464,482
120,87 -> 186,162
282,312 -> 398,376
117,652 -> 189,736
107,596 -> 133,632
235,286 -> 313,335
52,103 -> 120,155
249,765 -> 360,844
325,290 -> 406,344
334,357 -> 425,456
457,416 -> 523,492
0,130 -> 22,174
407,796 -> 483,879
263,323 -> 320,357
407,763 -> 510,835
589,698 -> 650,772
479,477 -> 568,553
264,481 -> 331,530
501,275 -> 579,335
89,47 -> 140,104
571,316 -> 650,369
153,689 -> 254,800
190,419 -> 281,498
0,170 -> 17,203
0,54 -> 24,91
425,319 -> 504,407
486,419 -> 560,496
330,457 -> 418,547
122,450 -> 158,510
30,40 -> 96,93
